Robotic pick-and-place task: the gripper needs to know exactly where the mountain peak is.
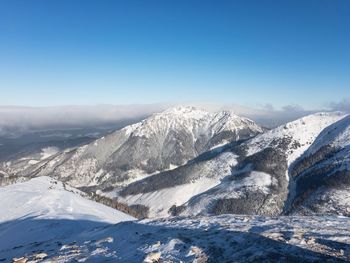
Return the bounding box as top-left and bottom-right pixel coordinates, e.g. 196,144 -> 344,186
18,106 -> 263,189
245,111 -> 347,165
165,105 -> 200,113
160,105 -> 208,118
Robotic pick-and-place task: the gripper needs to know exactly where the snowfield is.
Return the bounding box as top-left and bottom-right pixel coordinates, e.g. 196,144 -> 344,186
1,213 -> 349,262
0,177 -> 135,262
0,176 -> 134,224
1,178 -> 350,262
1,177 -> 349,262
0,176 -> 135,262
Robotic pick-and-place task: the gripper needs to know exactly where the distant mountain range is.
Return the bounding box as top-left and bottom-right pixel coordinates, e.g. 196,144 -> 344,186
1,106 -> 349,218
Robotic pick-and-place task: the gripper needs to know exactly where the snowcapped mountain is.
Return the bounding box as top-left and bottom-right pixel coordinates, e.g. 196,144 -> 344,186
55,106 -> 262,188
1,106 -> 263,188
174,112 -> 349,217
244,112 -> 346,165
96,111 -> 347,218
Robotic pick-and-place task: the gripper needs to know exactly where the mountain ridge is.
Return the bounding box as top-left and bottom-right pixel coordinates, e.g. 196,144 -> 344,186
1,107 -> 349,219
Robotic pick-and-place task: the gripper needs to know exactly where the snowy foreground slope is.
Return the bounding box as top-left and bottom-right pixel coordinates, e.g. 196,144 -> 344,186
1,212 -> 350,261
0,177 -> 134,262
0,176 -> 134,224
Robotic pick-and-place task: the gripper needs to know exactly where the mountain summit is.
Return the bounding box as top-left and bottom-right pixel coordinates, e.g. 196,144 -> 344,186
2,106 -> 263,190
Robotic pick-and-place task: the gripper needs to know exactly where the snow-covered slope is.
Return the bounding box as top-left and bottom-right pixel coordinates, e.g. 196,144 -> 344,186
288,115 -> 350,216
1,214 -> 349,262
112,151 -> 238,217
179,112 -> 349,217
306,114 -> 350,154
0,176 -> 135,262
245,112 -> 346,164
0,176 -> 134,224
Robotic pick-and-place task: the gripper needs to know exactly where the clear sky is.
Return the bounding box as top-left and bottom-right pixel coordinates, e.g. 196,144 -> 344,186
0,0 -> 349,108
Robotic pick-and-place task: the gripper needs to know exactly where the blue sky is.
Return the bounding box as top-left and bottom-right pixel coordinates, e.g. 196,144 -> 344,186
0,0 -> 349,108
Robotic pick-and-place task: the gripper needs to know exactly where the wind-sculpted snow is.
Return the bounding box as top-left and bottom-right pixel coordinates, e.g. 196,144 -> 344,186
1,214 -> 349,262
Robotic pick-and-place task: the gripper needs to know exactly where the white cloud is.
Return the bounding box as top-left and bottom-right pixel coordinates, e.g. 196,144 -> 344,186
0,104 -> 171,136
1,99 -> 349,137
328,98 -> 350,112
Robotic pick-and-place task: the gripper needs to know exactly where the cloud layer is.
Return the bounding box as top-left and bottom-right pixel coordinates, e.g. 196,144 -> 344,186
0,104 -> 170,136
1,99 -> 349,136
